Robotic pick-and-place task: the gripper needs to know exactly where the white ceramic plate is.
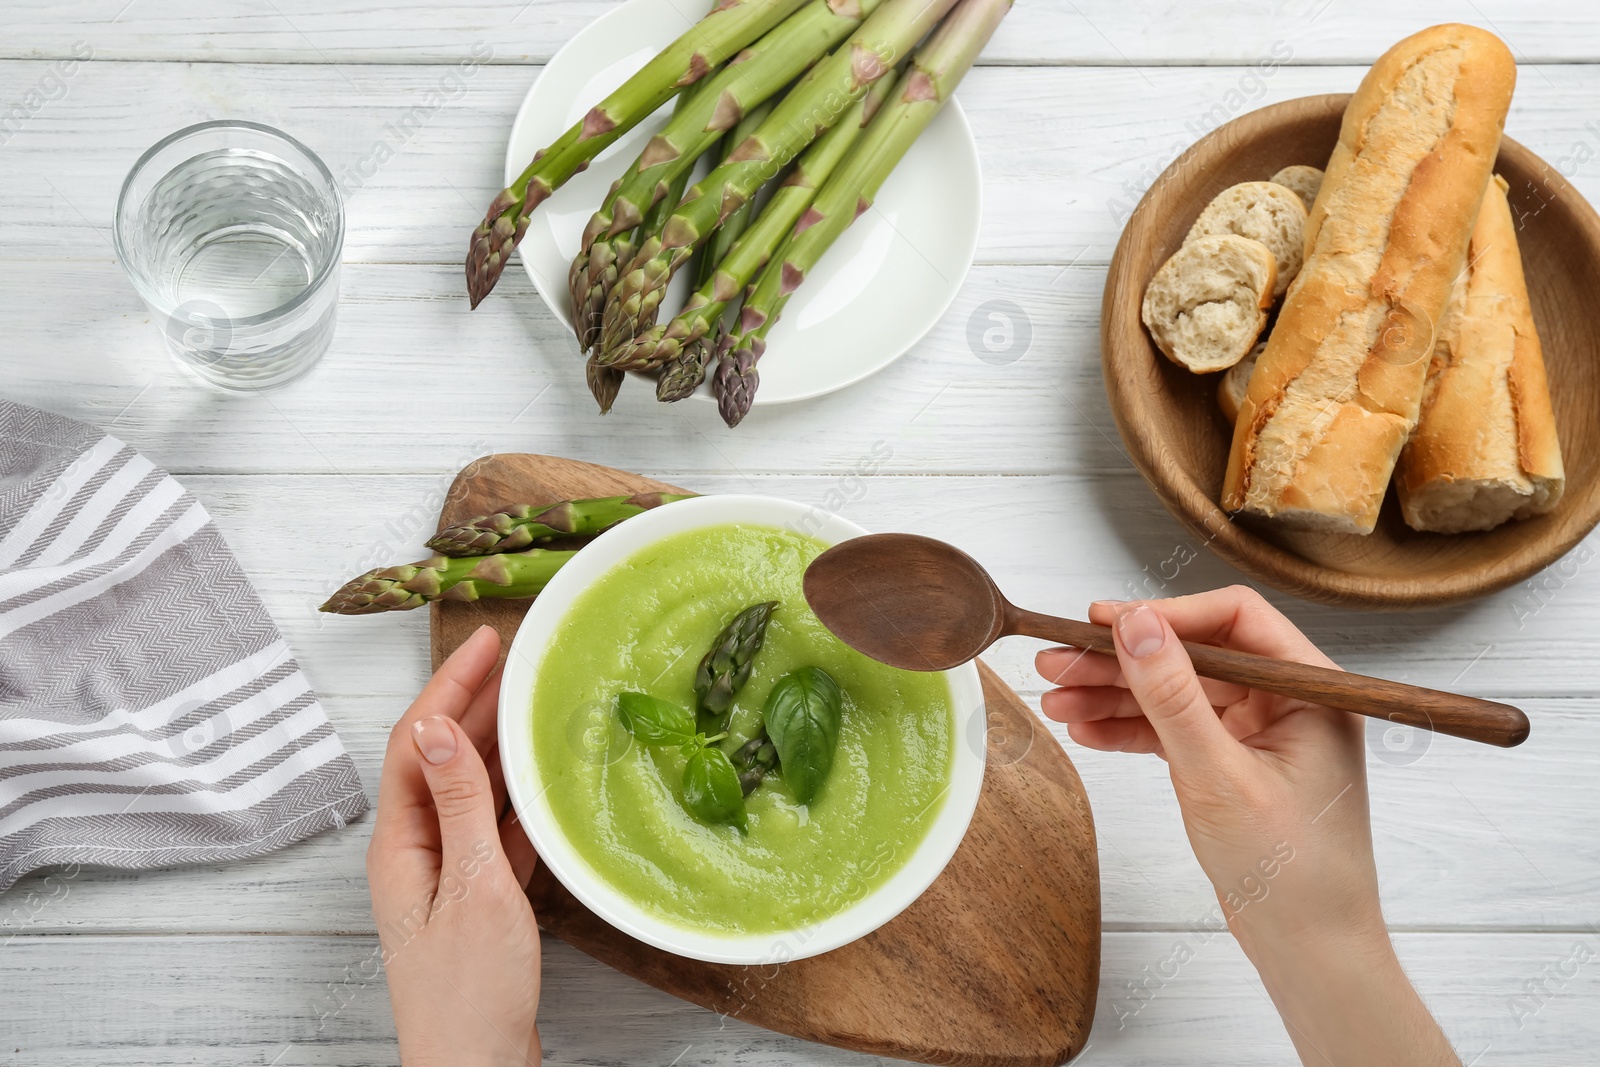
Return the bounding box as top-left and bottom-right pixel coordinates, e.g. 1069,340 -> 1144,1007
498,496 -> 986,965
505,0 -> 983,406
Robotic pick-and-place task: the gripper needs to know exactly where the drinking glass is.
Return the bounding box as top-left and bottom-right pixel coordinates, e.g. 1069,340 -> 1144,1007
113,120 -> 343,390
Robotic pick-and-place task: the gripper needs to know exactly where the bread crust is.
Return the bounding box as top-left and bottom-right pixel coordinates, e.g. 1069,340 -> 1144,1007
1396,174 -> 1566,531
1222,24 -> 1517,534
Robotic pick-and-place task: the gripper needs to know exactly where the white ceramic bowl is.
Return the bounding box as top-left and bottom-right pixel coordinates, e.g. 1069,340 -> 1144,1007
499,495 -> 986,965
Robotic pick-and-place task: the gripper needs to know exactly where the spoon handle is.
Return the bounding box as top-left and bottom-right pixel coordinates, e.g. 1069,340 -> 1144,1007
1015,613 -> 1528,748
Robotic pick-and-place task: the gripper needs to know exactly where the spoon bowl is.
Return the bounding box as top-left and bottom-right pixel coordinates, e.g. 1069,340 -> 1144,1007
803,534 -> 1006,671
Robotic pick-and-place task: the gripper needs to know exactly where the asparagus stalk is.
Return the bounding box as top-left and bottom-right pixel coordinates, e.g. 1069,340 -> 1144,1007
694,206 -> 751,291
692,97 -> 782,289
591,158 -> 701,412
695,601 -> 778,720
656,325 -> 721,401
731,735 -> 780,795
466,0 -> 810,308
714,0 -> 1012,426
320,549 -> 576,615
585,99 -> 775,409
426,492 -> 696,556
596,0 -> 960,361
610,74 -> 893,378
648,108 -> 773,393
567,0 -> 883,347
588,359 -> 627,417
568,83 -> 712,353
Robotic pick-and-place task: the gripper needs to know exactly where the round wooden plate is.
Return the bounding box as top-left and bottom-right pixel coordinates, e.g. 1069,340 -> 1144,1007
1101,93 -> 1600,610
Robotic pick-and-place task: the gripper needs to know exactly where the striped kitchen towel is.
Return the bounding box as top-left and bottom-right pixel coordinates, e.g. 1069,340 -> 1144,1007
0,400 -> 368,892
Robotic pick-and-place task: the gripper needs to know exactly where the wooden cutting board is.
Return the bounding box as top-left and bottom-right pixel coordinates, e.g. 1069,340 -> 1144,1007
429,454 -> 1100,1067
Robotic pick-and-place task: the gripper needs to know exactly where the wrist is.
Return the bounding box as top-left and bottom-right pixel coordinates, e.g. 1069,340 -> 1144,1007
1230,891 -> 1391,971
1241,913 -> 1399,997
1241,923 -> 1459,1067
401,1045 -> 524,1067
398,1029 -> 534,1067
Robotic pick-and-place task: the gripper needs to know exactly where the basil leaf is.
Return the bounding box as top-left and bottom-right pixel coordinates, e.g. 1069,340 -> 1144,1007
761,667 -> 843,805
682,744 -> 748,831
616,692 -> 696,747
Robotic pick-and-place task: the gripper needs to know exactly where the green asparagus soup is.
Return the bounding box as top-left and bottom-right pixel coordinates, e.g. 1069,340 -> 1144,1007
531,522 -> 955,936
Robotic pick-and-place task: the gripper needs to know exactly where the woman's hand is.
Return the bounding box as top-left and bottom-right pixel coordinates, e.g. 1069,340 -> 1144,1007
367,624 -> 542,1067
1037,587 -> 1459,1067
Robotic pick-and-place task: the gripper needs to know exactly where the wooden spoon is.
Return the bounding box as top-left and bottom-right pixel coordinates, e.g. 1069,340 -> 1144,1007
803,533 -> 1529,748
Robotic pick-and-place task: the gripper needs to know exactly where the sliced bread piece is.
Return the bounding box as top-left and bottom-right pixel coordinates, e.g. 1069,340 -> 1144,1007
1218,340 -> 1266,423
1269,165 -> 1325,212
1142,234 -> 1276,373
1186,181 -> 1307,297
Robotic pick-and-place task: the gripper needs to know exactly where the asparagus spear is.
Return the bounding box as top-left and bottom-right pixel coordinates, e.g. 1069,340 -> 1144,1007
466,0 -> 810,309
596,0 -> 961,360
656,325 -> 720,401
714,0 -> 1012,426
695,601 -> 778,720
426,492 -> 696,556
694,205 -> 751,291
608,74 -> 893,378
567,0 -> 883,347
568,83 -> 712,353
731,736 -> 780,795
691,97 -> 781,289
588,359 -> 627,417
585,100 -> 775,408
592,158 -> 701,412
320,549 -> 576,615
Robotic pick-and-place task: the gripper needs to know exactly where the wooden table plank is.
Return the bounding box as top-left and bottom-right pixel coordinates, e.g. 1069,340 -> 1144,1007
4,63 -> 1600,269
0,260 -> 1157,477
12,253 -> 1600,495
1,1 -> 1596,65
1,932 -> 1592,1064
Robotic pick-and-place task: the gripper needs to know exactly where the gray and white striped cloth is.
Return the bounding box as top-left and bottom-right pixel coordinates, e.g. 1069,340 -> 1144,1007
0,400 -> 367,892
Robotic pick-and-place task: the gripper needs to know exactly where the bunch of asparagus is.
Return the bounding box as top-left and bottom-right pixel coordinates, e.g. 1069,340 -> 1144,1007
320,493 -> 693,614
466,0 -> 1012,425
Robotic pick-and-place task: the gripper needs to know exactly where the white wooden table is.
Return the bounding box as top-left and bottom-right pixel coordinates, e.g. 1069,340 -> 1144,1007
4,2 -> 1599,1063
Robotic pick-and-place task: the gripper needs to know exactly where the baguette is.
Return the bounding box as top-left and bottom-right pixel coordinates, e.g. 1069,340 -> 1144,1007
1222,24 -> 1516,534
1396,175 -> 1564,532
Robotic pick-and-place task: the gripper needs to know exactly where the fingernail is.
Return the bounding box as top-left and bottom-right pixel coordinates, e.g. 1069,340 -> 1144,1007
1090,599 -> 1125,612
1116,603 -> 1166,658
414,716 -> 458,765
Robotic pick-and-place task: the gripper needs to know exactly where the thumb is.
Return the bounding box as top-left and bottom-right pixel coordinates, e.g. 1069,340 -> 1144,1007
413,715 -> 504,871
1113,603 -> 1236,769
